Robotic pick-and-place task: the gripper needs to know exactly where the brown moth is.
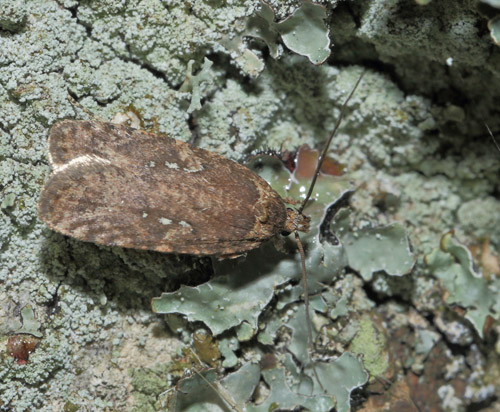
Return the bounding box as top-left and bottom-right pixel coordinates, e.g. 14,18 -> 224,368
38,70 -> 364,255
38,120 -> 310,258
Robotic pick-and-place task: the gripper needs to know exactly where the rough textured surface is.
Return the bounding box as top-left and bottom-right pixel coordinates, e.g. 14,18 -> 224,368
1,0 -> 500,411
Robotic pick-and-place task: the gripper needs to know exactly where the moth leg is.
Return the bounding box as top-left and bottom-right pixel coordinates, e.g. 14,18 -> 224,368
66,93 -> 104,121
216,253 -> 246,260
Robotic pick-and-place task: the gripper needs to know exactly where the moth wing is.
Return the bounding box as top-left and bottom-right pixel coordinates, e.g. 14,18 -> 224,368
39,127 -> 287,256
48,120 -> 211,174
48,120 -> 116,168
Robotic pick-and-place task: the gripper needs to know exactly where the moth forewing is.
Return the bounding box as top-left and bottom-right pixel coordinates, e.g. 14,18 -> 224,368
38,120 -> 309,257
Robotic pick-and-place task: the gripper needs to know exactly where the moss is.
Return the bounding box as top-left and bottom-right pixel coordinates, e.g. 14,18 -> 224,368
349,316 -> 389,378
129,368 -> 167,396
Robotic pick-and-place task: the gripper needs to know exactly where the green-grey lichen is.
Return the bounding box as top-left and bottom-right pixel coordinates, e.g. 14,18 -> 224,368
220,33 -> 267,77
283,304 -> 320,366
218,336 -> 240,368
179,58 -> 215,114
15,305 -> 42,338
2,0 -> 500,410
235,321 -> 255,341
152,262 -> 290,336
414,328 -> 440,357
1,192 -> 16,211
75,1 -> 258,85
165,369 -> 228,411
333,212 -> 415,281
425,232 -> 500,338
186,352 -> 365,412
457,196 -> 500,243
63,55 -> 193,141
0,0 -> 27,32
249,366 -> 335,412
169,354 -> 362,412
349,316 -> 389,378
313,354 -> 369,412
129,365 -> 172,410
246,1 -> 331,64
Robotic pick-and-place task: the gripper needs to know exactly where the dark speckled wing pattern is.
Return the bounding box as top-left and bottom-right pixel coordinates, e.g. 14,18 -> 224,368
38,120 -> 287,256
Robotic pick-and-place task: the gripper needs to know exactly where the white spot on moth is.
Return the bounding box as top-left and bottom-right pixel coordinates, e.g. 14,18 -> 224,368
159,217 -> 172,225
52,154 -> 111,173
149,161 -> 156,167
165,161 -> 179,169
142,212 -> 148,218
179,220 -> 191,228
183,165 -> 204,173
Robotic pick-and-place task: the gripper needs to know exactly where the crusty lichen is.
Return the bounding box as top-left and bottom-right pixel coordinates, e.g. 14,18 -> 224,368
1,0 -> 500,410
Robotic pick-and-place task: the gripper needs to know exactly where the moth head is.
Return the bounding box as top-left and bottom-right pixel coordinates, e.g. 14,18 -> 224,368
282,208 -> 310,235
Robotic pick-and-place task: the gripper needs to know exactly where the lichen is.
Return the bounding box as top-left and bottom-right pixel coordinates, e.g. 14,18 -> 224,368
15,305 -> 42,338
245,1 -> 331,65
0,0 -> 27,32
425,232 -> 500,338
2,0 -> 500,410
349,316 -> 389,378
179,58 -> 215,114
333,215 -> 415,281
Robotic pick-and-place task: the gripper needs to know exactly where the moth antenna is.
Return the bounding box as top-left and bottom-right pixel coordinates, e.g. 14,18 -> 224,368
295,230 -> 326,393
485,123 -> 500,152
66,93 -> 101,120
298,71 -> 365,214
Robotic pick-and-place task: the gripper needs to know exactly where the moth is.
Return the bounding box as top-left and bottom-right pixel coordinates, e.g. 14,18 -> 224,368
37,119 -> 311,259
38,72 -> 363,257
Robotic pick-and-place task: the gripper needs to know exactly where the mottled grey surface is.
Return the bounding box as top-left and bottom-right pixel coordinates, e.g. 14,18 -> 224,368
1,0 -> 499,411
